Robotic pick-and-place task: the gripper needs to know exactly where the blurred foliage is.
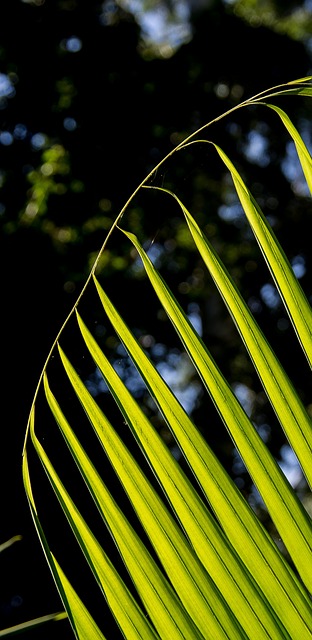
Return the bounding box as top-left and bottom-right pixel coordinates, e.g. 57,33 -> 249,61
229,0 -> 312,40
0,0 -> 310,487
0,0 -> 311,636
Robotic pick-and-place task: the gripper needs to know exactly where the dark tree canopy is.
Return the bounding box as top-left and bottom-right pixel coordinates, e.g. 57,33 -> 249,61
0,1 -> 311,636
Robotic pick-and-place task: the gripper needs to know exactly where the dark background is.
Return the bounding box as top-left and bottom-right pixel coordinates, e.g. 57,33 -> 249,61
0,0 -> 311,637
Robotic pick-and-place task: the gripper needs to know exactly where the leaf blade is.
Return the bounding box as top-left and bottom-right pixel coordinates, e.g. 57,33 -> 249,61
120,228 -> 312,593
59,341 -> 242,640
27,407 -> 159,640
214,144 -> 312,370
261,103 -> 312,195
93,274 -> 312,636
150,187 -> 312,488
44,372 -> 201,640
76,310 -> 297,639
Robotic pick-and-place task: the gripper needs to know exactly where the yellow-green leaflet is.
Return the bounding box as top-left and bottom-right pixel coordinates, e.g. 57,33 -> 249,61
59,337 -> 247,639
22,445 -> 104,640
259,102 -> 312,196
44,371 -> 202,640
51,556 -> 106,640
213,144 -> 312,370
0,535 -> 22,553
92,274 -> 312,637
120,228 -> 312,593
22,77 -> 312,640
26,408 -> 159,640
75,311 -> 297,639
0,611 -> 68,638
147,187 -> 312,489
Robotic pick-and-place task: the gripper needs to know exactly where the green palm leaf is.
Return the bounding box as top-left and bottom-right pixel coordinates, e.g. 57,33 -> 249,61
75,312 -> 291,638
58,341 -> 245,639
146,186 -> 312,487
23,77 -> 312,638
261,103 -> 312,195
43,370 -> 205,640
26,408 -> 159,640
23,445 -> 105,639
119,227 -> 312,592
50,556 -> 105,640
213,143 -> 312,370
92,276 -> 312,632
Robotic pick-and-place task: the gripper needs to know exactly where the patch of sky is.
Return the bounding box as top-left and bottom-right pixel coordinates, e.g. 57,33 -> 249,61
137,2 -> 192,51
85,367 -> 109,396
116,342 -> 127,356
248,482 -> 266,511
292,254 -> 306,279
60,36 -> 82,53
146,241 -> 164,266
100,0 -> 193,56
114,358 -> 146,397
232,448 -> 247,477
282,140 -> 310,196
30,133 -> 47,150
129,252 -> 143,276
187,302 -> 202,336
218,203 -> 245,226
279,444 -> 303,488
112,342 -> 148,396
176,381 -> 201,415
256,422 -> 270,443
0,73 -> 16,102
161,350 -> 180,369
151,342 -> 167,359
232,382 -> 255,417
113,361 -> 126,379
130,240 -> 164,275
156,351 -> 201,414
260,282 -> 280,309
86,356 -> 146,398
0,131 -> 13,146
242,130 -> 270,167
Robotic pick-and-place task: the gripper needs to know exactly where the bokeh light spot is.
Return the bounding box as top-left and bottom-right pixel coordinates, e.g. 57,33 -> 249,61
31,133 -> 47,150
0,131 -> 13,145
60,36 -> 82,52
63,116 -> 77,131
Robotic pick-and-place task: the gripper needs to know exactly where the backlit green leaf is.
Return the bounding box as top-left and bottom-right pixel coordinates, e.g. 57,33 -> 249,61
120,228 -> 312,593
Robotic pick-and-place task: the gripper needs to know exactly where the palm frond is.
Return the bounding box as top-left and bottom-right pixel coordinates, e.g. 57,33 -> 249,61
23,77 -> 312,639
